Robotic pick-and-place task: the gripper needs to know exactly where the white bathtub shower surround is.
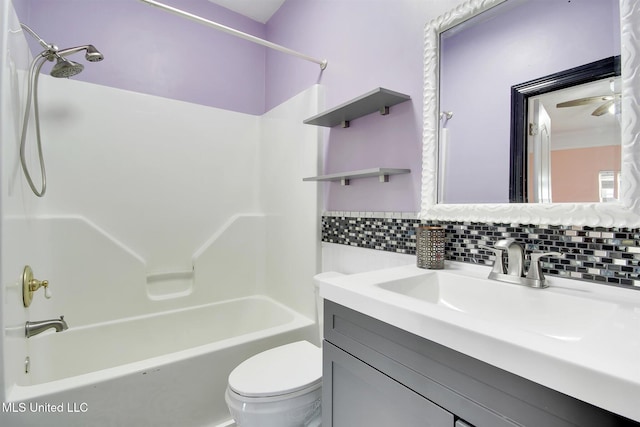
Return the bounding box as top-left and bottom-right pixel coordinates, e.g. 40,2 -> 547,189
1,8 -> 323,423
2,215 -> 267,329
0,0 -> 41,404
261,87 -> 324,318
29,76 -> 321,316
5,296 -> 314,427
1,210 -> 317,425
33,75 -> 262,278
26,296 -> 298,385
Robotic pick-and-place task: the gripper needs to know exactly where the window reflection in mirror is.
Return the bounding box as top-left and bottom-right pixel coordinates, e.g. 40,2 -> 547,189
438,0 -> 620,204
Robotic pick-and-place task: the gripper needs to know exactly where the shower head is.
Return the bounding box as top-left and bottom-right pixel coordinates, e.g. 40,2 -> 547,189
50,57 -> 84,78
84,45 -> 104,62
57,45 -> 104,62
19,23 -> 103,77
19,23 -> 104,198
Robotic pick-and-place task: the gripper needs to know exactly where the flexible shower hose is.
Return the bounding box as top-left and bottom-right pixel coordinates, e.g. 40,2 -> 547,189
19,52 -> 49,197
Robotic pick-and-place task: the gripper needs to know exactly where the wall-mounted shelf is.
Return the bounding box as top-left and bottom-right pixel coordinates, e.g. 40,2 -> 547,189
303,168 -> 410,186
303,87 -> 411,128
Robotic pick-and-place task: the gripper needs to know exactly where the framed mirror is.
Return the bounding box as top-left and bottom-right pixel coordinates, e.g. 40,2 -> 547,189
420,0 -> 640,227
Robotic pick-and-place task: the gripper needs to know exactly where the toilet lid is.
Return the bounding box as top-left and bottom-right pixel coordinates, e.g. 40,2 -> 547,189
228,341 -> 322,398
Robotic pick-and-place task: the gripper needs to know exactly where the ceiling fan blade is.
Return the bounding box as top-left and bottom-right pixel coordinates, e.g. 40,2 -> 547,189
556,95 -> 615,108
592,100 -> 614,116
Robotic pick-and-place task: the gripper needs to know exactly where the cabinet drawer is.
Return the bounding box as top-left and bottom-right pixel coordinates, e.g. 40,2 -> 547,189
323,341 -> 454,427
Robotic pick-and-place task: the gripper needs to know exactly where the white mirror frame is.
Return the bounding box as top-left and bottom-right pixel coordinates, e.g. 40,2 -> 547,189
421,0 -> 640,227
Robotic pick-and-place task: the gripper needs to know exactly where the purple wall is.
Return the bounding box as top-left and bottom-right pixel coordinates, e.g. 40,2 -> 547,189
266,0 -> 449,212
20,0 -> 267,114
440,0 -> 620,203
19,0 -> 618,212
18,0 -> 445,213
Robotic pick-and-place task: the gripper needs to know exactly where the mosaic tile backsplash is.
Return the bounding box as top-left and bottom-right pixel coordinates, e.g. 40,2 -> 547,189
322,212 -> 640,289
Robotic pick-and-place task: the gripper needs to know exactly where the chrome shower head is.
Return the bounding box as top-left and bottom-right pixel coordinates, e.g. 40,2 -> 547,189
84,45 -> 104,62
50,57 -> 84,78
19,23 -> 104,77
56,45 -> 104,63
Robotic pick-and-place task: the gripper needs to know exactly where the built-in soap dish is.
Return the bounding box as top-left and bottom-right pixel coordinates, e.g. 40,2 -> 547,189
146,271 -> 193,300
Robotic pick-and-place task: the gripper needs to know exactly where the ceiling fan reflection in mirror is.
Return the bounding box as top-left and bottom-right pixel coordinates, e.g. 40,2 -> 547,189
556,79 -> 621,116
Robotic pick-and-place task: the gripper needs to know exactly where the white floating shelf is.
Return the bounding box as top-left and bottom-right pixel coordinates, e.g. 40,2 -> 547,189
303,168 -> 410,186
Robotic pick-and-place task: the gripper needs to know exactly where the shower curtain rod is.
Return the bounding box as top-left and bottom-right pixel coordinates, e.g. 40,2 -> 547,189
138,0 -> 328,70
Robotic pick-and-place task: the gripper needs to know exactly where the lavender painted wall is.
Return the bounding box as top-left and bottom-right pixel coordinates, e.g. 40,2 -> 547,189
440,0 -> 620,203
19,0 -> 267,114
19,0 -> 617,212
265,0 -> 457,212
16,0 -> 462,212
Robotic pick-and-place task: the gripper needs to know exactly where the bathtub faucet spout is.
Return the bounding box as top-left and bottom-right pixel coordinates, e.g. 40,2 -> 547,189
25,316 -> 68,338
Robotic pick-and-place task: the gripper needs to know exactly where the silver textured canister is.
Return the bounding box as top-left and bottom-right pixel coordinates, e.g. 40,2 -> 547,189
416,225 -> 445,269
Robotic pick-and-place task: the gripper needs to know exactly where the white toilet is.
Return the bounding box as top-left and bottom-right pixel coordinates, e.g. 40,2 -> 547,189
225,272 -> 343,427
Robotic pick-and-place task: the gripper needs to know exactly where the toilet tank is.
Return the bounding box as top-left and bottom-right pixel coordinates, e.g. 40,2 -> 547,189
313,272 -> 344,343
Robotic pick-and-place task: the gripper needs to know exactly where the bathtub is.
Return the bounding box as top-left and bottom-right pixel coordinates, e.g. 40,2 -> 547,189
3,295 -> 315,427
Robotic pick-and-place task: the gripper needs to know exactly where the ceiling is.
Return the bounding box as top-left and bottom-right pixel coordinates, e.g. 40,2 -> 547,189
207,0 -> 286,23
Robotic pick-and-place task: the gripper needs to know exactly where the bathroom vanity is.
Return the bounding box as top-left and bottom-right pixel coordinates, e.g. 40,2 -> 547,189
315,0 -> 640,423
319,263 -> 640,427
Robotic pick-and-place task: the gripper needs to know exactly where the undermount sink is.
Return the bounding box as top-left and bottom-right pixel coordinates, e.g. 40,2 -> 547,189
376,270 -> 618,341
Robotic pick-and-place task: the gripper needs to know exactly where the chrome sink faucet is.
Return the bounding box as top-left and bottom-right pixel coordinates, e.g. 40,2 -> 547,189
480,239 -> 561,288
25,316 -> 68,338
495,238 -> 524,277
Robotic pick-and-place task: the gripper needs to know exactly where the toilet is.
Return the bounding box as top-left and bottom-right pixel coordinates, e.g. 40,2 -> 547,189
225,272 -> 343,427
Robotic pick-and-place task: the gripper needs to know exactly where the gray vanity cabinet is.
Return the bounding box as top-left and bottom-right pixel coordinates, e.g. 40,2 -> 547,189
322,300 -> 639,427
324,341 -> 454,426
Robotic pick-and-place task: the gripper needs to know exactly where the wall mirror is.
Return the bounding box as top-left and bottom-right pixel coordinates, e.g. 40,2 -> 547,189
421,0 -> 640,227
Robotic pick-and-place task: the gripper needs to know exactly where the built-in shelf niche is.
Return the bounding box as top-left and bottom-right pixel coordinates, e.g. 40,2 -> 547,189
303,87 -> 411,128
303,168 -> 410,186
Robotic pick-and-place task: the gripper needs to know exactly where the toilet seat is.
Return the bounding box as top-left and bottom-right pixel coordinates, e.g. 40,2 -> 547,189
228,341 -> 322,398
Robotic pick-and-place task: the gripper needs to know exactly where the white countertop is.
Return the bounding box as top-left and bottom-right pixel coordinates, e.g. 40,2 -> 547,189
318,261 -> 640,422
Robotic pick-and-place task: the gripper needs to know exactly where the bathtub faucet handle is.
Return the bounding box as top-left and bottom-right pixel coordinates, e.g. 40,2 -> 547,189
22,265 -> 51,307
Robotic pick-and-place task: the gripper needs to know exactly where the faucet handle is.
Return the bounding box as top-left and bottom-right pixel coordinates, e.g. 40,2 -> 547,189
22,266 -> 51,307
526,252 -> 563,281
478,244 -> 507,274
